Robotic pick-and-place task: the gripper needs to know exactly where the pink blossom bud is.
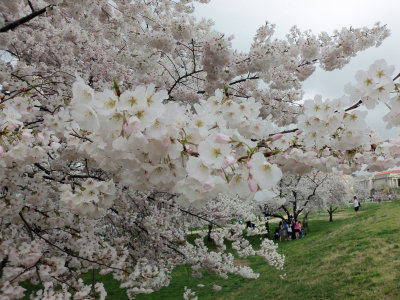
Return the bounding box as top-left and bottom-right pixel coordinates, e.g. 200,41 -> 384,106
0,146 -> 4,157
295,129 -> 303,135
214,133 -> 230,144
179,130 -> 184,136
246,158 -> 252,169
185,144 -> 193,154
272,133 -> 283,141
123,122 -> 128,135
37,133 -> 45,142
222,155 -> 236,168
248,177 -> 258,192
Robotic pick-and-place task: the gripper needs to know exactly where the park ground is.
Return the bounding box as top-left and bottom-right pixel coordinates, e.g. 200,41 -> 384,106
24,201 -> 400,299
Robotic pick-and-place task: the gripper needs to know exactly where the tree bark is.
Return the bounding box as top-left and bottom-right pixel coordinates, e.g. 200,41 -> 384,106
265,221 -> 270,239
328,206 -> 337,222
207,223 -> 213,242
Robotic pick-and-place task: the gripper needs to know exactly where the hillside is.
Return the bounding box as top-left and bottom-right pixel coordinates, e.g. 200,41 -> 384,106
137,201 -> 400,300
22,201 -> 400,299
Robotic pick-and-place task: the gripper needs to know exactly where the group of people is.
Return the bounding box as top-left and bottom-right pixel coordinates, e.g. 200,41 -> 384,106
274,218 -> 306,242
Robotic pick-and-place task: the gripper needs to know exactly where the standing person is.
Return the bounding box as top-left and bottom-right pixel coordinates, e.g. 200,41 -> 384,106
294,220 -> 301,239
353,196 -> 360,216
287,222 -> 292,241
283,220 -> 288,240
278,222 -> 284,242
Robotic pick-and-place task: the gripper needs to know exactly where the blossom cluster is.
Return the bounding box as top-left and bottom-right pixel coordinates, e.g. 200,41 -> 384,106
345,59 -> 395,109
0,95 -> 59,169
0,0 -> 399,298
67,79 -> 282,209
61,179 -> 116,219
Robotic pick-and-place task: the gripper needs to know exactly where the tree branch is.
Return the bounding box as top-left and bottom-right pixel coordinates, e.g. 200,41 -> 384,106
229,74 -> 259,86
27,0 -> 35,13
168,69 -> 203,96
0,5 -> 53,33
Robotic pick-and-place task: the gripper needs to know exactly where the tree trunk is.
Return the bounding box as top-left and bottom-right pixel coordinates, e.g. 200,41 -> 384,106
207,223 -> 213,242
328,206 -> 336,222
265,221 -> 270,239
292,198 -> 297,222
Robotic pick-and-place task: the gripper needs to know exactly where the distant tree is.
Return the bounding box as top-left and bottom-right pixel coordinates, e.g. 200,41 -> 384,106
257,172 -> 328,225
258,172 -> 351,224
320,175 -> 352,222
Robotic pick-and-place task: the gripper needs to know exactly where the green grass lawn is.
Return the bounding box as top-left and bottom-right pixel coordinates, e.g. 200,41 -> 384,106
137,201 -> 400,300
23,201 -> 400,299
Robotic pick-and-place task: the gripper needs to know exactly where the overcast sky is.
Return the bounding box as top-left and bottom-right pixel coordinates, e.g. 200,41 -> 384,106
194,0 -> 400,140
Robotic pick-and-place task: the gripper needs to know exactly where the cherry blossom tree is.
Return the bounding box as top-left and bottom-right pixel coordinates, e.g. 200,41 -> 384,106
258,172 -> 352,228
319,174 -> 352,222
0,0 -> 399,299
258,172 -> 328,223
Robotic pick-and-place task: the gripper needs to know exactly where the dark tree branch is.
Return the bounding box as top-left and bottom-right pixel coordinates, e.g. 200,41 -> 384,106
344,100 -> 362,112
27,0 -> 35,12
0,5 -> 53,33
34,163 -> 50,175
168,69 -> 204,96
70,130 -> 93,143
18,212 -> 44,287
229,74 -> 259,86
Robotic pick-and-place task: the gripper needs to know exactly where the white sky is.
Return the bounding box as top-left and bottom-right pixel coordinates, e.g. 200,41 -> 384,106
194,0 -> 400,140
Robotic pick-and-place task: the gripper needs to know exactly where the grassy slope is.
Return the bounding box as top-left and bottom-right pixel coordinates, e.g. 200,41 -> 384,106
21,201 -> 400,299
137,202 -> 400,300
